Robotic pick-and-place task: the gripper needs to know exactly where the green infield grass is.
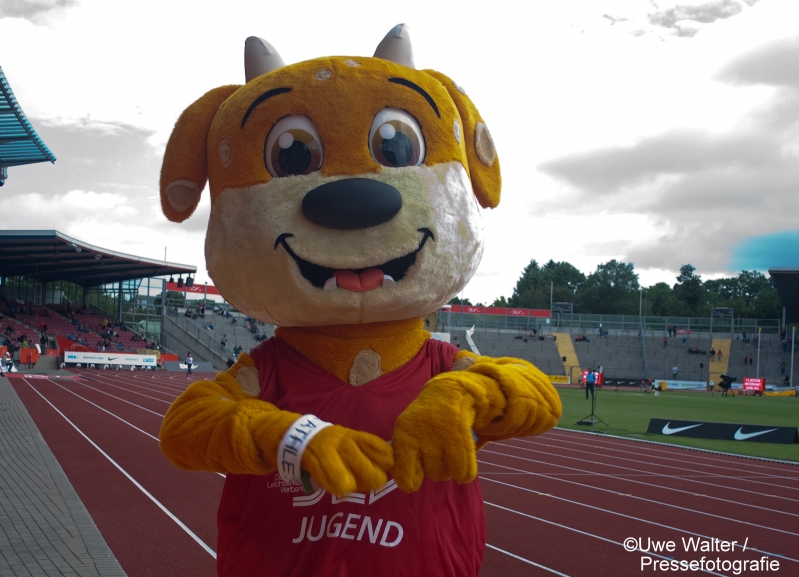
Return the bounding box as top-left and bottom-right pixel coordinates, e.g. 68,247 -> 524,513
554,388 -> 799,462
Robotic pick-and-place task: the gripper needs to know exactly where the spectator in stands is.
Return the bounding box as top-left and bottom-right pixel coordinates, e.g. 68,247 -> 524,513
220,337 -> 227,349
717,349 -> 723,362
780,361 -> 786,375
663,337 -> 668,348
117,342 -> 123,351
784,375 -> 790,386
672,365 -> 678,378
710,347 -> 716,360
186,351 -> 194,377
226,356 -> 235,369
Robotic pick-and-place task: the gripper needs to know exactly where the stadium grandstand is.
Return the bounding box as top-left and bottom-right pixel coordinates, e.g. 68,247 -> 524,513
0,230 -> 195,370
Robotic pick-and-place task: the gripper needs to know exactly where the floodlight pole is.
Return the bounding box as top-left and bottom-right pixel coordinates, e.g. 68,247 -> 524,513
791,326 -> 795,389
756,327 -> 762,378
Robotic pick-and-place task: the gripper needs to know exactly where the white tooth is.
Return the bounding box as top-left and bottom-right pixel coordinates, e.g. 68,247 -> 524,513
324,277 -> 338,291
382,275 -> 395,288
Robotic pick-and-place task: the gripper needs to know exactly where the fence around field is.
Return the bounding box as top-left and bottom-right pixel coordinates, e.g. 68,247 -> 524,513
438,309 -> 780,337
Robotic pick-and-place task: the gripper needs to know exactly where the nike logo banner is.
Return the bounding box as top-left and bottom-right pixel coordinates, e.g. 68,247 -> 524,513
647,419 -> 798,444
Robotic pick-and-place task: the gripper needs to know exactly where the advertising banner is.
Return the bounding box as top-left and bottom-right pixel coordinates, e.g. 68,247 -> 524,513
166,282 -> 221,295
603,377 -> 651,388
162,361 -> 216,372
647,418 -> 798,444
580,370 -> 605,386
56,336 -> 94,352
675,329 -> 693,335
63,351 -> 157,367
657,380 -> 707,390
743,377 -> 766,392
447,305 -> 551,318
20,348 -> 40,365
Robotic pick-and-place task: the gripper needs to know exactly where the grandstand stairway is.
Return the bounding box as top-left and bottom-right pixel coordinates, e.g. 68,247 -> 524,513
34,355 -> 58,371
708,338 -> 731,389
553,333 -> 580,383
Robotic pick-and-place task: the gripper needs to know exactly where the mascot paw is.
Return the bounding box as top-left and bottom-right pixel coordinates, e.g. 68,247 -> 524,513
391,375 -> 479,493
302,425 -> 394,496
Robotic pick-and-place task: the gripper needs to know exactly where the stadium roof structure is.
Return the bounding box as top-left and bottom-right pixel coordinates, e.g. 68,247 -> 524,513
0,230 -> 196,286
769,268 -> 799,326
0,65 -> 56,186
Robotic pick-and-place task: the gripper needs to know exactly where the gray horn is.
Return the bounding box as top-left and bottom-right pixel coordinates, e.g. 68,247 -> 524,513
244,36 -> 285,82
373,24 -> 415,69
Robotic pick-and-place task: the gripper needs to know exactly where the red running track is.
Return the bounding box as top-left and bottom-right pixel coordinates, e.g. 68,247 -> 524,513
10,371 -> 799,576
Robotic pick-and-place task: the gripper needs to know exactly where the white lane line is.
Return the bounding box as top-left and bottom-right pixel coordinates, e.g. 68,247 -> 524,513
52,380 -> 160,441
478,460 -> 799,560
77,370 -> 190,398
490,441 -> 799,513
520,437 -> 799,482
545,429 -> 799,473
71,377 -> 174,405
483,501 -> 726,577
485,544 -> 571,576
517,436 -> 799,493
541,431 -> 799,479
70,381 -> 169,414
51,380 -> 227,480
22,379 -> 217,559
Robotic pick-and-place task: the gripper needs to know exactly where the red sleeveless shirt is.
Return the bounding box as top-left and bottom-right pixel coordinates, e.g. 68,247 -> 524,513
216,337 -> 485,577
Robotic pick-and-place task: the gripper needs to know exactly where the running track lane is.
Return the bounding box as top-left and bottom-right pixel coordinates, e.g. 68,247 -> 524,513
11,374 -> 222,577
12,371 -> 796,576
477,430 -> 799,575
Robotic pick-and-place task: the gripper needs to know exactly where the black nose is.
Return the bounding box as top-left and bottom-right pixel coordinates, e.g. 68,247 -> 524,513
302,178 -> 402,230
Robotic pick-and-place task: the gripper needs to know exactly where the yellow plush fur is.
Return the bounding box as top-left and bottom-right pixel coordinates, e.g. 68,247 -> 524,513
276,317 -> 429,384
159,29 -> 561,507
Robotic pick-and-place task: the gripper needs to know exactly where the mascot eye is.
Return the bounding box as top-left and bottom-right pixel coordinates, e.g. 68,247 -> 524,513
368,108 -> 425,168
264,116 -> 323,177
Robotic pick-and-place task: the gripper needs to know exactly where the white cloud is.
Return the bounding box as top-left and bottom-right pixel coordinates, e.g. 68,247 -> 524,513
2,0 -> 799,306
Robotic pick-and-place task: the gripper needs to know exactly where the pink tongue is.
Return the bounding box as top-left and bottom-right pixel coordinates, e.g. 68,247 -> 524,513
334,268 -> 384,292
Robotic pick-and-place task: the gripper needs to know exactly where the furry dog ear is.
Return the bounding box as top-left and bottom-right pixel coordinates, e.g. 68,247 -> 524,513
422,70 -> 501,209
160,85 -> 240,222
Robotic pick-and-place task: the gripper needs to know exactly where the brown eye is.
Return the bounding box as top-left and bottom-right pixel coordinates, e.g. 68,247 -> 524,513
264,116 -> 323,177
368,108 -> 425,168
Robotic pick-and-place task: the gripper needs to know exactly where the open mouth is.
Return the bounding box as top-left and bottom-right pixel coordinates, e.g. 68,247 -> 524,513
275,228 -> 434,292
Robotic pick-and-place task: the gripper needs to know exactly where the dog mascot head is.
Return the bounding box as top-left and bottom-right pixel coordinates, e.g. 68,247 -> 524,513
160,24 -> 501,327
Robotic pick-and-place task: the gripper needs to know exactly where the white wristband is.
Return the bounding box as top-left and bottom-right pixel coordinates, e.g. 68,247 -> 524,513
277,414 -> 332,484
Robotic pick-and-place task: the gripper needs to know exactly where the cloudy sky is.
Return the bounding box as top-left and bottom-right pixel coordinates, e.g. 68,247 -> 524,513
1,0 -> 797,305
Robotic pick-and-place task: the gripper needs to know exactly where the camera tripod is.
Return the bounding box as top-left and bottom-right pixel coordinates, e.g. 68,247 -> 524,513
576,383 -> 608,427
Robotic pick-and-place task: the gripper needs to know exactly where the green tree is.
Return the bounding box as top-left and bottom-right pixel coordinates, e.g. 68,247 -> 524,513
673,264 -> 704,315
509,259 -> 585,309
645,282 -> 683,316
449,296 -> 472,305
577,260 -> 639,314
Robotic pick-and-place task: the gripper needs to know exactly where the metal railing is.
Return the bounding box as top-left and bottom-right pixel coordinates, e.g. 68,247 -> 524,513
439,310 -> 780,336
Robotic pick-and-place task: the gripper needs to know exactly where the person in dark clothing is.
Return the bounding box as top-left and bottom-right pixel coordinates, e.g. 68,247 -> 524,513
585,369 -> 596,400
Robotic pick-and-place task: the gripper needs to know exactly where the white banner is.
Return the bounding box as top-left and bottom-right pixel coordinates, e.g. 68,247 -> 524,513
63,351 -> 158,367
657,379 -> 707,390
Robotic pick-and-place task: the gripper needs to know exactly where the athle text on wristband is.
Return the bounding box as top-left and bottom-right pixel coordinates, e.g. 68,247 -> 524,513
277,415 -> 332,485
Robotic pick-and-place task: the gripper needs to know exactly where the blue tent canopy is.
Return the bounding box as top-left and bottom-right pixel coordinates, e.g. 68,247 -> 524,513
0,65 -> 56,186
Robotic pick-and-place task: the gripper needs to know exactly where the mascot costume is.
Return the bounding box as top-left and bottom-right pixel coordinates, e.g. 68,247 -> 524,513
159,24 -> 562,577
